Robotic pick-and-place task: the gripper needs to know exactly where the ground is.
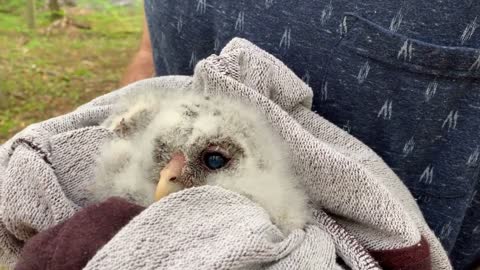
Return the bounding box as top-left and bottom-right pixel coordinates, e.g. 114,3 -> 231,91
0,0 -> 143,143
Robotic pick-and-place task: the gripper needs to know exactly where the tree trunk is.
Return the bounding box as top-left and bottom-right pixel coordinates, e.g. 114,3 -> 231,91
26,0 -> 36,29
63,0 -> 77,7
47,0 -> 61,12
46,0 -> 64,20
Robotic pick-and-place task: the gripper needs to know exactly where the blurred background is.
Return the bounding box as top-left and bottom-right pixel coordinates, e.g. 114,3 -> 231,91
0,0 -> 143,142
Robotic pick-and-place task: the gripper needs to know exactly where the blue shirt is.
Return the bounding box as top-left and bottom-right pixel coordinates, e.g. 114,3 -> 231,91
144,1 -> 480,268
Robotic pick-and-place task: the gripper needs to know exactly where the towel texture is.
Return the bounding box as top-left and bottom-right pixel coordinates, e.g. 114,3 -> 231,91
0,38 -> 451,269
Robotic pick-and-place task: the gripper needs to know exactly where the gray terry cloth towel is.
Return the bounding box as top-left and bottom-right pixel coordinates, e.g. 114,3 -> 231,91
0,38 -> 451,269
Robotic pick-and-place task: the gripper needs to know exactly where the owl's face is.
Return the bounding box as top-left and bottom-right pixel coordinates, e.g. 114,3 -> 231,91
145,93 -> 286,199
100,91 -> 288,204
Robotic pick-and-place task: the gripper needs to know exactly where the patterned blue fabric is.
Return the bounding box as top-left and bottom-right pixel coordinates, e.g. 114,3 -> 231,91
143,1 -> 480,269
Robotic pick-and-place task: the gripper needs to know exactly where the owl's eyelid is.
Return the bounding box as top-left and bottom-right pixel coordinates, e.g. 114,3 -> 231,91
204,145 -> 231,159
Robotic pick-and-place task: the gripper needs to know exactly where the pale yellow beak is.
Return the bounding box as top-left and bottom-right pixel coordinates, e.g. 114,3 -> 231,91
155,152 -> 186,201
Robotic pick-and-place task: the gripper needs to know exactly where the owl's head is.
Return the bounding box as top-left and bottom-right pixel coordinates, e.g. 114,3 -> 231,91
93,90 -> 309,233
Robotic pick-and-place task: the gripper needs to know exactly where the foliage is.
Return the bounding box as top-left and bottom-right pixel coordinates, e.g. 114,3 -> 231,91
0,0 -> 143,142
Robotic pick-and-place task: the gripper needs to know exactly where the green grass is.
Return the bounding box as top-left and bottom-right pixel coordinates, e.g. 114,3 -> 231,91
0,0 -> 143,142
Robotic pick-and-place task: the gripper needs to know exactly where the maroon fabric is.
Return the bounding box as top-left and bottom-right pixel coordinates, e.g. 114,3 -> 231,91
369,236 -> 431,270
15,197 -> 145,270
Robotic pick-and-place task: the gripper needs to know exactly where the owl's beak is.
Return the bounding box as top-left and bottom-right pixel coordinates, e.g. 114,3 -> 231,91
155,152 -> 186,201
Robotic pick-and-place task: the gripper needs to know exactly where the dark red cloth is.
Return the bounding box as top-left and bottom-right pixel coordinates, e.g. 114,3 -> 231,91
15,197 -> 145,270
370,236 -> 431,270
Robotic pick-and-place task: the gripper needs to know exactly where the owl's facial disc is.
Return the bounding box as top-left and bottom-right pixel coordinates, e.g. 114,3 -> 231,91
154,144 -> 235,201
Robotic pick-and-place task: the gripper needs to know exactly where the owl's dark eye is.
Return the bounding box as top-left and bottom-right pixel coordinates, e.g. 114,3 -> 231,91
203,152 -> 228,170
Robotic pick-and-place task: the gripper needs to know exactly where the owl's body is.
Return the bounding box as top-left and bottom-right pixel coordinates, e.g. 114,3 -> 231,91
92,89 -> 310,233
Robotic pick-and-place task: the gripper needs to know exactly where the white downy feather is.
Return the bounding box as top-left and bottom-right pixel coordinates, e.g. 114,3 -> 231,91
91,88 -> 311,234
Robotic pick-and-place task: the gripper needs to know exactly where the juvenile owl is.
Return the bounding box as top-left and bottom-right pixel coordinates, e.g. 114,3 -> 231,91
91,89 -> 310,234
